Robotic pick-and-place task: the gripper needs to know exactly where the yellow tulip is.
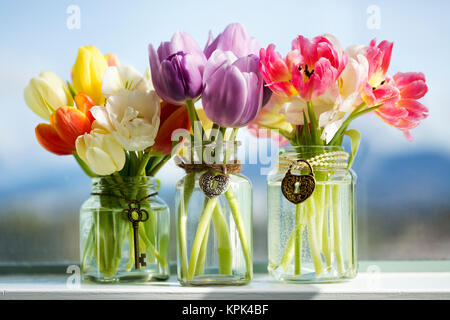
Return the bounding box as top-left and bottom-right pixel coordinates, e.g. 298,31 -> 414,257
253,94 -> 293,134
24,71 -> 73,120
195,106 -> 213,133
76,127 -> 125,176
72,46 -> 108,105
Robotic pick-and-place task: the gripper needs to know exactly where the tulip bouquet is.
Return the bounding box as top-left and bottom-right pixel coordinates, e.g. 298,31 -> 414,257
24,46 -> 190,280
148,23 -> 267,284
252,35 -> 429,279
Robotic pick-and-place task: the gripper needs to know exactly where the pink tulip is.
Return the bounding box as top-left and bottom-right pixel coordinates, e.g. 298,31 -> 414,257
258,44 -> 298,96
259,35 -> 347,101
290,35 -> 347,100
347,39 -> 395,107
362,77 -> 400,108
375,72 -> 428,140
365,39 -> 393,88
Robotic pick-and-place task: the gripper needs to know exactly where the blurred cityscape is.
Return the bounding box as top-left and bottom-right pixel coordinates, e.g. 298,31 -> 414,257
1,141 -> 449,264
0,0 -> 449,266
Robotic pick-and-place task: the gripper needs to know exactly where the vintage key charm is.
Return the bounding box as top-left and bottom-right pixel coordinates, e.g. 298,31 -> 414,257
281,160 -> 316,204
122,201 -> 149,269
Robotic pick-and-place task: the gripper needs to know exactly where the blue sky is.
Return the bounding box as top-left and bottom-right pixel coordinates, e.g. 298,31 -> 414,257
0,0 -> 449,189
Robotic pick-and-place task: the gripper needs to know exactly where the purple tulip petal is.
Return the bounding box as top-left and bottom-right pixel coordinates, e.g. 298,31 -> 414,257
157,41 -> 172,62
160,58 -> 188,104
181,53 -> 204,98
238,72 -> 263,126
203,64 -> 248,127
172,31 -> 204,56
203,50 -> 237,86
204,23 -> 260,59
148,31 -> 206,103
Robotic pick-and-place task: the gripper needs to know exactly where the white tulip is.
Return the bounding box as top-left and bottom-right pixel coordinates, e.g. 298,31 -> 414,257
102,65 -> 151,98
91,89 -> 160,151
76,128 -> 126,176
339,54 -> 369,106
280,92 -> 337,126
24,71 -> 73,120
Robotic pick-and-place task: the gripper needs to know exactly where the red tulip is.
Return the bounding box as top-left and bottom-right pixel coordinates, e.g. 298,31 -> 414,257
152,101 -> 191,155
35,106 -> 92,155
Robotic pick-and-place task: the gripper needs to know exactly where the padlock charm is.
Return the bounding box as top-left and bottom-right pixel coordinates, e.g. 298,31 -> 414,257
281,160 -> 316,204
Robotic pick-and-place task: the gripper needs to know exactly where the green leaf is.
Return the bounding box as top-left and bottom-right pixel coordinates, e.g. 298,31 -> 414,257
306,100 -> 322,145
67,81 -> 77,99
344,129 -> 361,169
302,110 -> 311,144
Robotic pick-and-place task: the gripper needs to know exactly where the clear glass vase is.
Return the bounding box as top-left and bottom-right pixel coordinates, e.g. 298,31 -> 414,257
175,142 -> 253,286
267,146 -> 357,283
80,176 -> 170,283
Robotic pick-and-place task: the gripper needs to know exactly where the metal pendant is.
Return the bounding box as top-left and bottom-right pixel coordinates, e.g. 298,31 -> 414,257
199,171 -> 231,199
281,160 -> 316,204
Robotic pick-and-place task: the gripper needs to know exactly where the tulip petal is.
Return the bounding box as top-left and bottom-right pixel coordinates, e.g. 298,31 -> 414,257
203,64 -> 247,127
35,123 -> 73,155
153,103 -> 190,155
50,106 -> 92,147
75,93 -> 96,123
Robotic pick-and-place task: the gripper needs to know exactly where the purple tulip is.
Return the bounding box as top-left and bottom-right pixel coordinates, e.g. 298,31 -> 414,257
204,23 -> 260,59
202,52 -> 263,128
148,31 -> 207,105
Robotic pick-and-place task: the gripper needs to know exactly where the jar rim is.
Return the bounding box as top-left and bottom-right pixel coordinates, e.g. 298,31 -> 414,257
280,145 -> 344,152
91,176 -> 159,194
277,145 -> 349,172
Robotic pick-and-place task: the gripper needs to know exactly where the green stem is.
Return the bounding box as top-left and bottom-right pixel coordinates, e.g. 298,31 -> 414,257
148,155 -> 170,176
328,103 -> 386,146
306,198 -> 324,276
294,203 -> 302,275
177,173 -> 195,280
224,189 -> 253,278
187,197 -> 218,280
195,200 -> 210,276
81,220 -> 95,272
332,185 -> 345,274
306,100 -> 322,145
322,184 -> 333,268
74,154 -> 97,178
137,152 -> 152,176
211,202 -> 232,275
315,184 -> 325,251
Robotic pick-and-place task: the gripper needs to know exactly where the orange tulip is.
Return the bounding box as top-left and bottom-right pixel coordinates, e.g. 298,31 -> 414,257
152,102 -> 191,155
75,92 -> 96,123
35,106 -> 92,155
105,53 -> 119,67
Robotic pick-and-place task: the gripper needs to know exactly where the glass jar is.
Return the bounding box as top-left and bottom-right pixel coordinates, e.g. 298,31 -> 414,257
175,141 -> 253,285
80,176 -> 170,283
267,146 -> 357,283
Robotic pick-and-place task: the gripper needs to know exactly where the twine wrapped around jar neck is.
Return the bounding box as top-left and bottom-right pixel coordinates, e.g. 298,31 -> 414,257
175,156 -> 242,174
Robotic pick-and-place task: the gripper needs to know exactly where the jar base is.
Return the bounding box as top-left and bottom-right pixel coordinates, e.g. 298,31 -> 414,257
269,268 -> 356,284
82,270 -> 170,284
178,274 -> 251,286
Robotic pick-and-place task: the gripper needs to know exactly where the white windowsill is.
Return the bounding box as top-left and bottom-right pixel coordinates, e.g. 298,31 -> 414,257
1,272 -> 450,300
